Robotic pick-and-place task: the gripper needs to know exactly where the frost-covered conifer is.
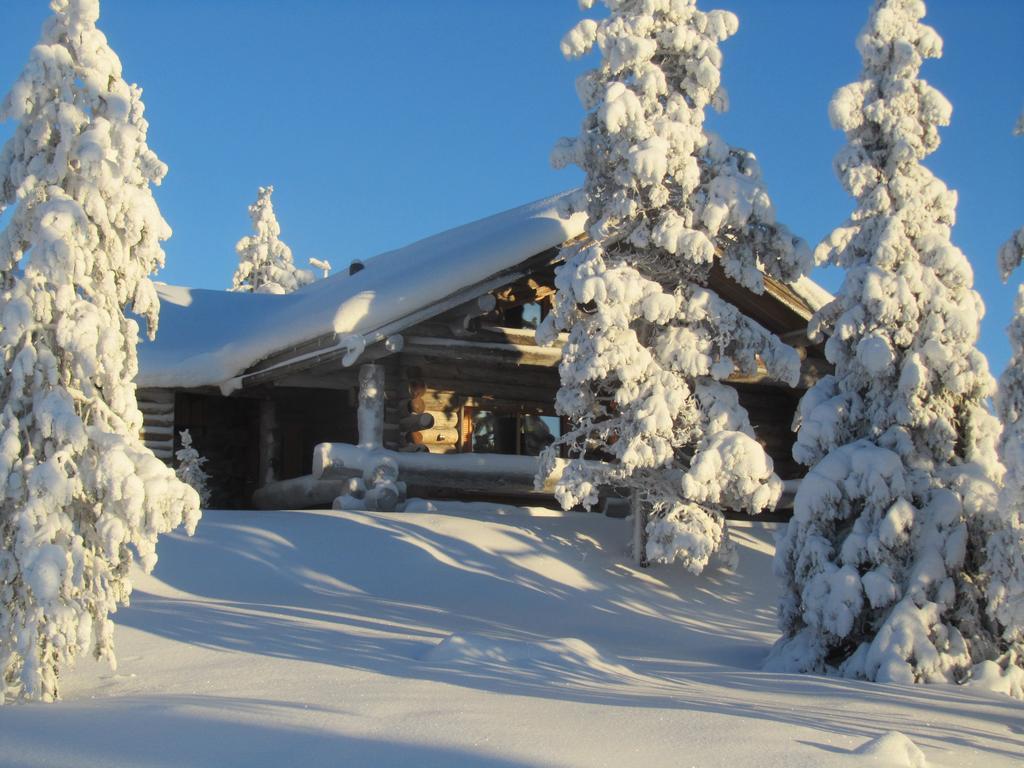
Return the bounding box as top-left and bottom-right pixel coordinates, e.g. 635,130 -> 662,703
0,0 -> 200,702
539,0 -> 811,573
984,113 -> 1024,697
175,430 -> 211,509
769,0 -> 1018,690
230,186 -> 314,294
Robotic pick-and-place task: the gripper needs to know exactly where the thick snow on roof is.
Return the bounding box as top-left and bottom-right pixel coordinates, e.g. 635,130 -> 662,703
791,275 -> 834,312
138,193 -> 833,391
138,193 -> 587,389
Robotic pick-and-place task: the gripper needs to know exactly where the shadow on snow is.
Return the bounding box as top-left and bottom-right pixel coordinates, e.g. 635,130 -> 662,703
115,509 -> 1022,763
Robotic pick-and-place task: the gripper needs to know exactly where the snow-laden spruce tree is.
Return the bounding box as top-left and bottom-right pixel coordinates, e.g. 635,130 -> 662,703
538,0 -> 811,573
769,0 -> 1018,689
0,0 -> 200,702
983,112 -> 1024,697
175,430 -> 211,509
230,186 -> 314,294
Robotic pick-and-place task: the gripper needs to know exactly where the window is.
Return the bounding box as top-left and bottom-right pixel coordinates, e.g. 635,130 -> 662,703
466,409 -> 561,456
500,301 -> 543,330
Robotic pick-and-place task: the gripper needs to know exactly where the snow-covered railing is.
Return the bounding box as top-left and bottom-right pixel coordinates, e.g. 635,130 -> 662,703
312,443 -> 569,497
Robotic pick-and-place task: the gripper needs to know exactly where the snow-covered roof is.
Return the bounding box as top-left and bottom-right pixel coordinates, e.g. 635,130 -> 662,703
790,275 -> 834,313
138,193 -> 833,392
138,193 -> 587,390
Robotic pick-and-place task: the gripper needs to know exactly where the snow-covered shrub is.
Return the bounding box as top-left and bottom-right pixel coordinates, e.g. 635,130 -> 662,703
175,430 -> 212,508
539,0 -> 811,572
0,0 -> 201,703
230,186 -> 314,294
769,0 -> 1019,691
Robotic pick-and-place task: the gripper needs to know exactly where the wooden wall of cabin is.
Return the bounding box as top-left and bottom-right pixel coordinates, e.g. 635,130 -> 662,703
171,386 -> 359,506
384,358 -> 804,487
270,387 -> 358,480
386,356 -> 562,456
174,391 -> 261,508
731,384 -> 802,481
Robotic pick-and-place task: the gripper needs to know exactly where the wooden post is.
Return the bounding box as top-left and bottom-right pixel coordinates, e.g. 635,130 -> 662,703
358,364 -> 385,449
631,490 -> 648,568
259,399 -> 277,486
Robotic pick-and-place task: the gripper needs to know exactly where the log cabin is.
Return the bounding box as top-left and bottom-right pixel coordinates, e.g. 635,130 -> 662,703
137,193 -> 832,511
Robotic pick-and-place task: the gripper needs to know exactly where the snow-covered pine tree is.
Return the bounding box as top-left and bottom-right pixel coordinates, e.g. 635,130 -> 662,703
0,0 -> 201,702
769,0 -> 1016,689
539,0 -> 811,573
230,186 -> 314,294
175,430 -> 211,509
983,112 -> 1024,697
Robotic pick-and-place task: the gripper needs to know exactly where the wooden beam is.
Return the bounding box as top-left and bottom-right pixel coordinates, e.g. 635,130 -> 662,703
313,443 -> 583,496
404,336 -> 563,368
252,475 -> 353,510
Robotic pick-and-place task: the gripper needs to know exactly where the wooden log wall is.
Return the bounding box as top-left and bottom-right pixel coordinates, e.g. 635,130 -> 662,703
137,387 -> 175,462
393,375 -> 464,454
381,358 -> 416,452
734,384 -> 803,480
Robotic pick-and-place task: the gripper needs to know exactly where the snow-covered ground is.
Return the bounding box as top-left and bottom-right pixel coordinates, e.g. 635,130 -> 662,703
2,507 -> 1020,767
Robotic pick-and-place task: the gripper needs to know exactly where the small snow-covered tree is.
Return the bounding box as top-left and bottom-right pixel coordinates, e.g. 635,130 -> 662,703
230,186 -> 314,294
0,0 -> 200,702
769,0 -> 1016,689
539,0 -> 811,573
175,430 -> 211,508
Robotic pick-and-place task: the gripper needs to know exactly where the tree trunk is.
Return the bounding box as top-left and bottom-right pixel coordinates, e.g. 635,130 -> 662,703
631,489 -> 648,568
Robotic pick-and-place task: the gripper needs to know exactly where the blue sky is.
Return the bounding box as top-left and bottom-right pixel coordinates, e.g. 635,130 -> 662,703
1,1 -> 1022,372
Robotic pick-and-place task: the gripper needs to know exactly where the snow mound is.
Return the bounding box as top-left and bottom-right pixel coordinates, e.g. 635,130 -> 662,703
968,660 -> 1024,700
402,498 -> 565,517
852,732 -> 927,767
422,633 -> 635,682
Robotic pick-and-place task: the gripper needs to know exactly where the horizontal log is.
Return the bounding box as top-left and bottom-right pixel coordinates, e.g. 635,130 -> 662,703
399,444 -> 430,453
399,412 -> 434,432
252,475 -> 353,510
137,389 -> 175,404
141,425 -> 174,438
475,325 -> 568,346
426,444 -> 459,455
410,427 -> 460,446
424,389 -> 551,415
433,293 -> 500,333
425,410 -> 459,429
273,372 -> 359,390
404,336 -> 563,368
142,412 -> 175,426
396,396 -> 426,415
139,408 -> 174,421
418,361 -> 560,390
420,391 -> 461,410
313,443 -> 577,495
